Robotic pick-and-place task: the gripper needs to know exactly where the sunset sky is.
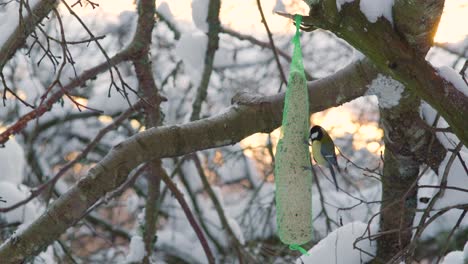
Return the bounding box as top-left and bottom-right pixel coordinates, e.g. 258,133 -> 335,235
72,0 -> 467,43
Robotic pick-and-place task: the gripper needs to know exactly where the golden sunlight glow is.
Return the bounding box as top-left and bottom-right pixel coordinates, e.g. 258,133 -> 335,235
65,151 -> 80,161
73,163 -> 83,174
98,115 -> 113,124
5,90 -> 27,101
241,105 -> 385,162
70,96 -> 88,109
17,90 -> 27,101
220,0 -> 308,35
352,124 -> 384,153
130,119 -> 141,130
434,0 -> 468,43
213,150 -> 224,166
72,0 -> 466,44
309,106 -> 385,154
366,141 -> 381,153
67,0 -> 135,16
311,108 -> 358,138
240,128 -> 281,158
129,119 -> 146,132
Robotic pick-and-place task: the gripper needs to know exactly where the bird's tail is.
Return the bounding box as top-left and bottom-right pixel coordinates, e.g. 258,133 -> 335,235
328,164 -> 339,191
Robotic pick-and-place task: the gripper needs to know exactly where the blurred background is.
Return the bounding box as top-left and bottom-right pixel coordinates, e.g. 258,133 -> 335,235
0,0 -> 467,263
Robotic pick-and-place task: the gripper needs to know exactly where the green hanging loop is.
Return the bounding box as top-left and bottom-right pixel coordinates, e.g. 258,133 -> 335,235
290,244 -> 311,256
293,15 -> 302,41
290,14 -> 305,80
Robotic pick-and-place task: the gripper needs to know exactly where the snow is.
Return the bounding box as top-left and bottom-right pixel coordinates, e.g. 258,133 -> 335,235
0,0 -> 40,49
0,182 -> 40,223
191,0 -> 209,32
419,102 -> 468,208
359,0 -> 394,25
212,145 -> 261,186
87,75 -> 139,114
175,31 -> 208,85
211,186 -> 224,206
418,103 -> 468,239
440,36 -> 468,56
157,229 -> 207,263
435,150 -> 468,209
125,236 -> 146,263
227,216 -> 245,245
336,0 -> 354,12
157,2 -> 175,22
34,246 -> 56,264
273,0 -> 286,12
295,222 -> 377,264
335,0 -> 394,25
271,0 -> 287,13
198,197 -> 246,248
419,102 -> 459,148
310,185 -> 381,237
0,138 -> 25,184
439,241 -> 468,264
365,74 -> 404,108
442,251 -> 465,264
464,241 -> 468,261
353,49 -> 366,62
437,66 -> 468,97
126,193 -> 140,214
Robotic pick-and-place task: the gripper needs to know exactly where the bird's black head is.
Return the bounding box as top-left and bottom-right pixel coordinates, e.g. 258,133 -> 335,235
309,125 -> 323,142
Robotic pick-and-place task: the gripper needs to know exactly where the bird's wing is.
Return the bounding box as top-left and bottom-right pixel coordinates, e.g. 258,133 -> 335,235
320,137 -> 338,167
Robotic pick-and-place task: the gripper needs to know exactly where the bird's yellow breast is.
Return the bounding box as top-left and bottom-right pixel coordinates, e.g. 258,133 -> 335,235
312,140 -> 327,166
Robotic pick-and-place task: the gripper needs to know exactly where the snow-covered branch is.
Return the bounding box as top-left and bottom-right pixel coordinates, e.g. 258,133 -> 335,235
0,0 -> 58,72
301,0 -> 468,146
0,58 -> 376,262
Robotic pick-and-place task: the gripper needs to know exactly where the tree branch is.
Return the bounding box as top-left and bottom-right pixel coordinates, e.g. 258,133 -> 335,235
256,0 -> 288,85
301,0 -> 468,145
190,0 -> 221,121
0,58 -> 377,262
0,0 -> 58,72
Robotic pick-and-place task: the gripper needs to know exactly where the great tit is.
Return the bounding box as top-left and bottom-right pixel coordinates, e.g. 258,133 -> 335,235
309,125 -> 340,191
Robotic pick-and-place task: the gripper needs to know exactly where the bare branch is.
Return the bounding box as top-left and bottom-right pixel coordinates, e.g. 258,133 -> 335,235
190,0 -> 221,121
298,0 -> 468,145
256,0 -> 288,86
0,58 -> 377,262
0,0 -> 58,72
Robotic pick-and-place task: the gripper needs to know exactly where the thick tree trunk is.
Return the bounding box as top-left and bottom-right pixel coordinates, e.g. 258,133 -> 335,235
376,0 -> 446,261
377,94 -> 445,262
299,0 -> 449,261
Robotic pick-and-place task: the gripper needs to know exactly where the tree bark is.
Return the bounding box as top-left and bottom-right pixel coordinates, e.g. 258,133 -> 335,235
0,59 -> 377,262
302,0 -> 468,146
377,93 -> 445,262
298,0 -> 451,262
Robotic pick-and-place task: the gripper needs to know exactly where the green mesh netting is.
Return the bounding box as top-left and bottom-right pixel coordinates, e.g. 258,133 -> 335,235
274,15 -> 313,247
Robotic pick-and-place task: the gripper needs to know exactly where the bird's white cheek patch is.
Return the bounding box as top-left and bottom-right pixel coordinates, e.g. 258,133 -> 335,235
310,132 -> 318,139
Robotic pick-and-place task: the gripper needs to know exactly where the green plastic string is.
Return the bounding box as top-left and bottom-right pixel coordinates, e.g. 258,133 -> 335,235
291,15 -> 305,80
290,244 -> 311,256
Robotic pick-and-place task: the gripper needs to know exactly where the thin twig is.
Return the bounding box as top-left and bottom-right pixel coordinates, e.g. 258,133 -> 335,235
436,210 -> 467,263
159,166 -> 216,264
0,101 -> 143,213
256,0 -> 287,86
